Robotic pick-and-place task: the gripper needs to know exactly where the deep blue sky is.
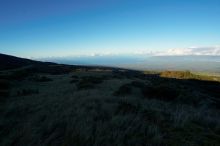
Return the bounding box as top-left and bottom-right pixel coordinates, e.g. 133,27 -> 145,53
0,0 -> 220,57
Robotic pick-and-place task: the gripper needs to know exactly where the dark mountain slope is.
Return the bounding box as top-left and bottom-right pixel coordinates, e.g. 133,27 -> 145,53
0,53 -> 40,70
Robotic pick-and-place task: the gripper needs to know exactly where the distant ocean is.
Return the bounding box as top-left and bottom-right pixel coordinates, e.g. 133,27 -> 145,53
40,55 -> 220,74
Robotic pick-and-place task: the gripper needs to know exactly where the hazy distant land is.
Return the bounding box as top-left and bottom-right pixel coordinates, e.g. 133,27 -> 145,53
40,55 -> 220,76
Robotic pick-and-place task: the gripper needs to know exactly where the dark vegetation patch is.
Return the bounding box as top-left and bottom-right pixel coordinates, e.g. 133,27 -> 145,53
31,75 -> 53,82
0,79 -> 10,90
0,67 -> 34,81
112,70 -> 145,79
113,78 -> 219,108
80,76 -> 104,84
76,76 -> 104,90
141,84 -> 179,101
130,81 -> 147,89
113,80 -> 180,102
70,79 -> 79,84
142,109 -> 165,124
188,79 -> 220,99
31,64 -> 73,75
163,123 -> 220,146
16,89 -> 39,96
0,79 -> 10,98
10,69 -> 32,80
115,100 -> 140,114
113,83 -> 133,96
71,75 -> 79,79
70,75 -> 79,83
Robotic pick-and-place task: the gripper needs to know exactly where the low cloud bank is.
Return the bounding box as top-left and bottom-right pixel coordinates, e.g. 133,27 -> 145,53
154,46 -> 220,56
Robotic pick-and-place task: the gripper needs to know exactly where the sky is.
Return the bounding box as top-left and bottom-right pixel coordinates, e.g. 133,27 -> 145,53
0,0 -> 220,58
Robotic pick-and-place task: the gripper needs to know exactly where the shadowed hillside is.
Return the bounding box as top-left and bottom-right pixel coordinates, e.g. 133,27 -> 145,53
0,54 -> 37,70
0,54 -> 220,146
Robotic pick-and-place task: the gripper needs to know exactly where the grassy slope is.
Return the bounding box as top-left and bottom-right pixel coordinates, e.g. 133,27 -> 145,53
0,64 -> 220,146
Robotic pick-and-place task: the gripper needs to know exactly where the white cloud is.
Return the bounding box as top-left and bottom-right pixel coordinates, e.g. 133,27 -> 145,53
153,46 -> 220,56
